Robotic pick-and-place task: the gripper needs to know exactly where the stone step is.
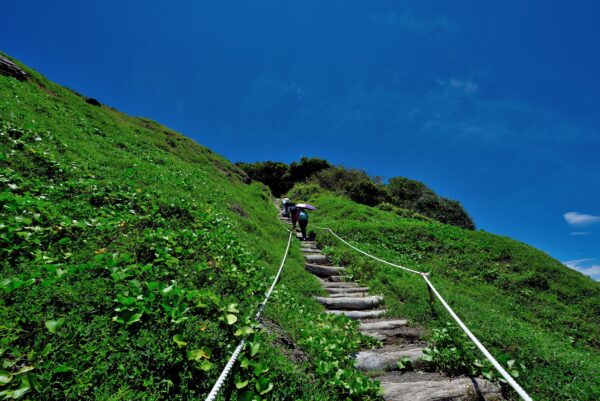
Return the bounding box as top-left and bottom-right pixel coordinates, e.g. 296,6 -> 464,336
304,254 -> 328,264
315,295 -> 383,310
355,346 -> 425,371
328,275 -> 345,282
301,248 -> 322,254
360,319 -> 408,331
326,309 -> 387,320
378,377 -> 501,401
306,263 -> 344,278
326,286 -> 369,294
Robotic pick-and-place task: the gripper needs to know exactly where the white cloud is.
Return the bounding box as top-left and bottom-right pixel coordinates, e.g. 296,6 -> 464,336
448,79 -> 478,94
563,258 -> 594,268
563,211 -> 600,226
563,259 -> 600,281
372,10 -> 460,34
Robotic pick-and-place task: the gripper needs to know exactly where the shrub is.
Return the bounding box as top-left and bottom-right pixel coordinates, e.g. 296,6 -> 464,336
344,180 -> 388,207
236,161 -> 291,196
287,183 -> 323,201
312,167 -> 371,193
288,157 -> 331,183
388,176 -> 475,230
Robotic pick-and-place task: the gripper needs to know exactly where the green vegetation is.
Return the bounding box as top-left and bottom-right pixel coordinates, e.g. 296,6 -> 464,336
2,53 -> 598,401
237,157 -> 331,197
239,159 -> 474,229
0,54 -> 380,400
299,193 -> 600,400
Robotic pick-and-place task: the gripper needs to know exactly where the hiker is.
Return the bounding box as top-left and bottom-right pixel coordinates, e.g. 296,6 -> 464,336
290,205 -> 299,229
281,198 -> 291,217
298,208 -> 309,240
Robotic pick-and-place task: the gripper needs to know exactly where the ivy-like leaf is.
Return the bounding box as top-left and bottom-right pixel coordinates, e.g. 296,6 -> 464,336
45,318 -> 65,334
187,348 -> 210,361
234,326 -> 254,337
173,334 -> 187,347
256,377 -> 273,395
249,342 -> 260,357
226,314 -> 237,325
0,370 -> 12,385
234,374 -> 248,389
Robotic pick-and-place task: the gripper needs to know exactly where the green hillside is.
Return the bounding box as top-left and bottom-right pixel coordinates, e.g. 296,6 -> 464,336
288,186 -> 600,400
1,54 -> 598,401
0,54 -> 379,400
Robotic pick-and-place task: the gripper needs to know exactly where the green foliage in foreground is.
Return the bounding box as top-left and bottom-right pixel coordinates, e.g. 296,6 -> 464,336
304,194 -> 600,401
0,55 -> 380,400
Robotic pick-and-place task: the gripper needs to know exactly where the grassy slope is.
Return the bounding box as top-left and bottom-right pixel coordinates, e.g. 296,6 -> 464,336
0,55 -> 379,400
299,192 -> 600,400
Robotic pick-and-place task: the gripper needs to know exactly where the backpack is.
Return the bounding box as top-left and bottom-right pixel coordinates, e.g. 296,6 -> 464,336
298,210 -> 308,221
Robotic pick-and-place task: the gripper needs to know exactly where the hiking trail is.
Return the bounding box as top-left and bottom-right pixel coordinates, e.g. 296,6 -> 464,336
276,200 -> 503,401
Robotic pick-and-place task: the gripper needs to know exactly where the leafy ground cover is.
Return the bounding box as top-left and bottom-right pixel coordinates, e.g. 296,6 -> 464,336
0,54 -> 381,400
295,191 -> 600,400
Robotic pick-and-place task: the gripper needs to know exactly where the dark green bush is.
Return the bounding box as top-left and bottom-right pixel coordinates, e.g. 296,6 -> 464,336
344,180 -> 388,207
388,177 -> 475,230
236,161 -> 291,196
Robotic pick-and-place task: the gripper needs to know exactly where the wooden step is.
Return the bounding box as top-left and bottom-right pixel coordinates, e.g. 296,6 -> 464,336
378,377 -> 501,401
304,254 -> 328,264
315,295 -> 383,310
360,319 -> 408,331
326,286 -> 369,294
329,292 -> 369,298
301,248 -> 322,254
305,263 -> 344,278
361,327 -> 423,344
320,280 -> 356,288
326,309 -> 387,320
355,347 -> 425,371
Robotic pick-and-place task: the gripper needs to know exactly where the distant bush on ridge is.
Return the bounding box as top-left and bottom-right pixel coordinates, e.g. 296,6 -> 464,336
238,158 -> 475,230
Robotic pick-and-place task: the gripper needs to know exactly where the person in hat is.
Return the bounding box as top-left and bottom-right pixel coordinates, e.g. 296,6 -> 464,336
281,197 -> 291,217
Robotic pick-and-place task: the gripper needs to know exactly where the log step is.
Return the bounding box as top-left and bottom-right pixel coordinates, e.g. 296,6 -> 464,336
326,286 -> 369,294
306,263 -> 344,278
329,292 -> 369,298
315,295 -> 383,310
355,347 -> 425,371
301,248 -> 322,254
360,319 -> 407,331
328,275 -> 345,282
326,309 -> 387,320
320,280 -> 356,288
304,254 -> 328,264
378,378 -> 502,401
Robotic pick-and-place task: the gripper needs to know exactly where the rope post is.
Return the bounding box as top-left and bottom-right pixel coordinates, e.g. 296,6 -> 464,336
422,273 -> 437,317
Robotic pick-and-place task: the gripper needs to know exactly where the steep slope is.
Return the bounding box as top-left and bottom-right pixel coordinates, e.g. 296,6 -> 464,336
0,54 -> 380,400
288,188 -> 600,400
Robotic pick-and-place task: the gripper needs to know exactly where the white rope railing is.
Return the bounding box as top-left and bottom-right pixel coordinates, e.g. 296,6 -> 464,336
313,226 -> 533,401
205,228 -> 293,401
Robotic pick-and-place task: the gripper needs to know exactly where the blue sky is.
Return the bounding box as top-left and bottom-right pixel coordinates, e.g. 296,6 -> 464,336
2,1 -> 599,279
